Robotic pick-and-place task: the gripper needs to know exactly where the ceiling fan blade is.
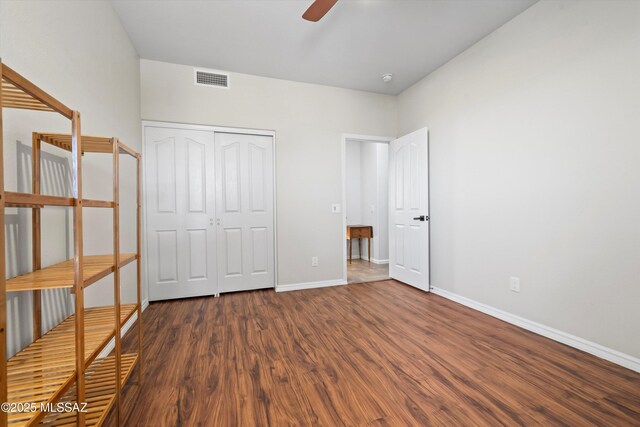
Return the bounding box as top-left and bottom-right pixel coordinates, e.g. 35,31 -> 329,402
302,0 -> 338,22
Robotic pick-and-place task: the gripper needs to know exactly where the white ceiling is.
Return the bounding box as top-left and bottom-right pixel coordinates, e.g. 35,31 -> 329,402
112,0 -> 537,95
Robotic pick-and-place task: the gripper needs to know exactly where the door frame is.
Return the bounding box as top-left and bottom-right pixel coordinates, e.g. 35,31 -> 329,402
142,120 -> 278,301
341,133 -> 395,284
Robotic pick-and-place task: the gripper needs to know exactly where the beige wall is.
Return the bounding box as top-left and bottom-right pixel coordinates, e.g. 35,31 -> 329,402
140,59 -> 397,286
1,0 -> 142,355
398,0 -> 640,358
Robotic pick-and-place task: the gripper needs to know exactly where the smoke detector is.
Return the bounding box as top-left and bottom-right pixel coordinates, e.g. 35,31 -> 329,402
381,73 -> 393,83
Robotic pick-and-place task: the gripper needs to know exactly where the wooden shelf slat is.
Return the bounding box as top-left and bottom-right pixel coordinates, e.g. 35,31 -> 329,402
39,133 -> 114,154
117,141 -> 138,158
6,254 -> 137,293
34,133 -> 140,157
1,65 -> 73,118
5,192 -> 74,207
6,307 -> 137,426
82,199 -> 114,208
1,80 -> 56,113
4,192 -> 114,208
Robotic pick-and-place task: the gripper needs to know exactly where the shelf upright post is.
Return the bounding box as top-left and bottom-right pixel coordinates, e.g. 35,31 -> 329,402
71,111 -> 86,427
112,138 -> 122,426
32,132 -> 42,340
0,60 -> 8,427
136,151 -> 143,383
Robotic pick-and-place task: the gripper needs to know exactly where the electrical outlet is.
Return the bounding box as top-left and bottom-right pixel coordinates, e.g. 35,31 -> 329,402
510,276 -> 521,293
311,256 -> 319,267
331,204 -> 341,213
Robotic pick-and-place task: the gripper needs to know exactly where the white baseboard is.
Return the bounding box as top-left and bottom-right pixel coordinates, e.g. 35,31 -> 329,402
345,256 -> 389,265
98,300 -> 149,359
431,287 -> 640,373
276,279 -> 347,293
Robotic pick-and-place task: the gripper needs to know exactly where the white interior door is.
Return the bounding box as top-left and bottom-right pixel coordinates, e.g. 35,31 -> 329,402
389,128 -> 430,291
145,126 -> 217,300
215,132 -> 275,293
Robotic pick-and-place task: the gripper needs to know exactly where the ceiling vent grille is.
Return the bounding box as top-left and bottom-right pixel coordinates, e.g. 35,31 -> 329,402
194,69 -> 229,88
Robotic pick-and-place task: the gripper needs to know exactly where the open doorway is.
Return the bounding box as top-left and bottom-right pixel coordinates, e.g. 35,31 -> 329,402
342,134 -> 393,284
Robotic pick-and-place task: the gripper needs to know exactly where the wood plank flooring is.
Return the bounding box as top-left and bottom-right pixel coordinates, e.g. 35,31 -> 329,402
111,280 -> 640,426
347,259 -> 389,284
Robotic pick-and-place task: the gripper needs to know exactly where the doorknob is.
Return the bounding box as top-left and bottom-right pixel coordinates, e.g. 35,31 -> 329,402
413,215 -> 429,221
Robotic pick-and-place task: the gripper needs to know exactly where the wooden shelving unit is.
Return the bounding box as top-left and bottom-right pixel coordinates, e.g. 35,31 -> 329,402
1,61 -> 143,426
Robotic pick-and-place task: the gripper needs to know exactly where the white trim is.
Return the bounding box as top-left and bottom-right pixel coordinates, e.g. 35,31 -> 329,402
431,287 -> 640,373
97,299 -> 150,359
276,279 -> 347,293
272,133 -> 279,291
341,136 -> 347,283
341,133 -> 395,284
342,133 -> 396,143
142,121 -> 277,301
345,256 -> 389,265
141,123 -> 150,303
142,120 -> 275,137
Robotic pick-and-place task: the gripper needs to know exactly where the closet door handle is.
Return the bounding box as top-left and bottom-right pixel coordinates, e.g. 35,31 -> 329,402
413,215 -> 429,221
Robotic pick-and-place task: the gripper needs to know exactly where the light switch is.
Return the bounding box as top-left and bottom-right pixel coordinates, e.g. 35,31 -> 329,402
331,204 -> 341,213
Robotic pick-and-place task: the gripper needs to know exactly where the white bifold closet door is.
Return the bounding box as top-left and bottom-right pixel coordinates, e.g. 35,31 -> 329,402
145,126 -> 217,301
145,126 -> 275,301
214,132 -> 275,294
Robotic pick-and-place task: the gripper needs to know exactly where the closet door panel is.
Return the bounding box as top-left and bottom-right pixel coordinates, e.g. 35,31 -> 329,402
145,126 -> 217,300
215,132 -> 275,293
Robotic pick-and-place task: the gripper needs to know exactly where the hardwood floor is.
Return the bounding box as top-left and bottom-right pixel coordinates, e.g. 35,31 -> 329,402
111,281 -> 640,426
347,259 -> 389,284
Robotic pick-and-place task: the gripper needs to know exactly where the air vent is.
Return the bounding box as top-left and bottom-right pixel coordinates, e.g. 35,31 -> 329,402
194,69 -> 229,88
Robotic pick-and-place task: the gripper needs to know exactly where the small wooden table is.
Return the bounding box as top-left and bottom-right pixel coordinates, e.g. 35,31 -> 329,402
346,225 -> 373,264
